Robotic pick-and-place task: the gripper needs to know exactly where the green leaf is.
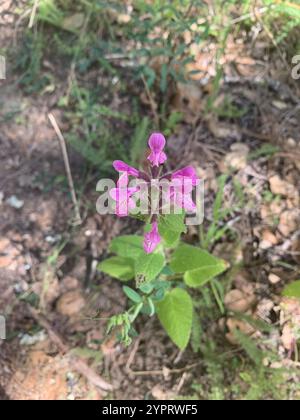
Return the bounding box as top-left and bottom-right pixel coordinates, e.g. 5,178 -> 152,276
158,213 -> 186,247
123,286 -> 142,303
159,213 -> 187,233
110,235 -> 144,259
170,244 -> 228,288
98,257 -> 135,281
135,252 -> 165,283
158,227 -> 181,247
160,266 -> 174,276
283,280 -> 300,298
138,282 -> 154,294
156,288 -> 193,350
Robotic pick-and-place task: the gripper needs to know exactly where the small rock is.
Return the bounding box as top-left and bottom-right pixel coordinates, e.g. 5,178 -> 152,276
0,238 -> 10,253
281,324 -> 295,351
0,256 -> 13,268
260,229 -> 278,249
6,195 -> 24,209
231,143 -> 250,154
19,330 -> 47,346
262,229 -> 278,245
223,143 -> 249,172
256,299 -> 274,321
272,100 -> 288,110
117,13 -> 131,23
269,175 -> 298,199
208,118 -> 241,141
224,289 -> 255,312
278,209 -> 300,237
261,201 -> 285,225
56,290 -> 85,317
45,235 -> 61,244
268,273 -> 281,285
62,276 -> 79,291
286,137 -> 296,148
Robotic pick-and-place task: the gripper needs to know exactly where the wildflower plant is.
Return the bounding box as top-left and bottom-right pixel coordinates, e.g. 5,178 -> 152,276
98,133 -> 228,349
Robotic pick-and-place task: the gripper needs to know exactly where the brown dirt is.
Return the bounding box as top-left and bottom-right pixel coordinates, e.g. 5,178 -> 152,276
1,1 -> 300,401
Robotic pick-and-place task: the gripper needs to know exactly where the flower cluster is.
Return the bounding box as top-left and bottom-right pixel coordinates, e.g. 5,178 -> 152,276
111,133 -> 199,254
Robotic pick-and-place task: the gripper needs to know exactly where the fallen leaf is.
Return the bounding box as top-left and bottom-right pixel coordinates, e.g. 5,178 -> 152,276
56,291 -> 85,317
224,289 -> 255,312
226,318 -> 255,345
62,13 -> 85,32
278,209 -> 300,237
269,175 -> 298,200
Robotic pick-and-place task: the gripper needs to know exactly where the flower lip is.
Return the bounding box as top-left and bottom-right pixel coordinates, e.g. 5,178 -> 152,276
172,166 -> 199,186
113,160 -> 139,177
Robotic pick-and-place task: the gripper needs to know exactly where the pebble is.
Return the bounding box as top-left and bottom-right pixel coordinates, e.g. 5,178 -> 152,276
6,195 -> 24,209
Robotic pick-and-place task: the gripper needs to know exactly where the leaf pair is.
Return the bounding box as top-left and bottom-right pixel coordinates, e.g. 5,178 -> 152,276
155,244 -> 228,349
170,244 -> 229,287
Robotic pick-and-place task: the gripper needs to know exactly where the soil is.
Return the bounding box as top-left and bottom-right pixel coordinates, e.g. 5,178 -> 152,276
0,1 -> 300,400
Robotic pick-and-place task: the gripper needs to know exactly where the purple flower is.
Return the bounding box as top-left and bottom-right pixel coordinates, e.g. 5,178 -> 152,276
108,133 -> 199,250
143,221 -> 161,254
172,166 -> 198,186
110,173 -> 139,217
113,160 -> 140,177
165,179 -> 197,212
147,133 -> 167,167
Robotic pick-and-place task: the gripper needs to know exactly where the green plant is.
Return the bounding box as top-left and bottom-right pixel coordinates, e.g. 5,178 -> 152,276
200,175 -> 239,250
14,31 -> 52,93
283,280 -> 300,298
59,84 -> 138,172
98,133 -> 229,349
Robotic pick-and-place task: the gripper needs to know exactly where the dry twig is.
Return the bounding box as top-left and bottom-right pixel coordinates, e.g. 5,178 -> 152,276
48,113 -> 82,226
28,0 -> 40,28
28,306 -> 114,392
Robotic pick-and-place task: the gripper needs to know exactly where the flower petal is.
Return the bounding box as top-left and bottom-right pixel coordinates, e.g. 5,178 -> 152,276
113,160 -> 139,177
148,133 -> 166,152
158,151 -> 167,165
117,172 -> 129,188
147,133 -> 167,167
143,221 -> 161,254
172,166 -> 198,186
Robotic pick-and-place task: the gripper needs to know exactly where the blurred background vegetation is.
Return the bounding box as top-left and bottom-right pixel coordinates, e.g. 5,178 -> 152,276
10,0 -> 300,172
